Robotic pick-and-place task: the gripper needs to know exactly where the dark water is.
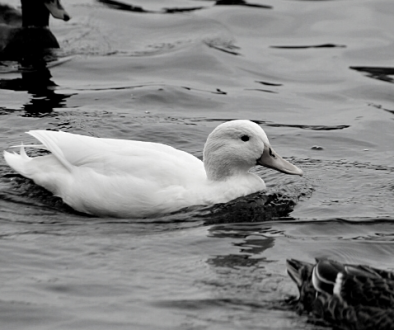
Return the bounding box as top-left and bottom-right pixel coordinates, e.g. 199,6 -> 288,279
1,0 -> 394,329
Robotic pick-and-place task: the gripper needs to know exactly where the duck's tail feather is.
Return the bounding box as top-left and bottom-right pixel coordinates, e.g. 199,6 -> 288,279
27,130 -> 74,173
10,144 -> 46,149
286,259 -> 314,288
4,131 -> 74,175
3,144 -> 31,177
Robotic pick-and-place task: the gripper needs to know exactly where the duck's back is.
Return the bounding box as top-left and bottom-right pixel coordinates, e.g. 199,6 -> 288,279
4,131 -> 207,217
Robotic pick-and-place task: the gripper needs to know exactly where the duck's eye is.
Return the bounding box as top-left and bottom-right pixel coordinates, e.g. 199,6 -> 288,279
241,135 -> 249,142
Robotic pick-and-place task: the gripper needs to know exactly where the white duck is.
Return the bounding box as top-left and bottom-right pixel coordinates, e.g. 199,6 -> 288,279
3,120 -> 303,218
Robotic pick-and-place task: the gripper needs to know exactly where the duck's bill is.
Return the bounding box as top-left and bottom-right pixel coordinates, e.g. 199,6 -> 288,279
45,0 -> 71,21
286,259 -> 305,287
257,145 -> 303,176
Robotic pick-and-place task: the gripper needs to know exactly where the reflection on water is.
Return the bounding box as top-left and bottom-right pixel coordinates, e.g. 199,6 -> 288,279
0,63 -> 71,116
350,66 -> 394,84
214,0 -> 272,9
200,192 -> 298,224
271,43 -> 346,49
96,0 -> 272,14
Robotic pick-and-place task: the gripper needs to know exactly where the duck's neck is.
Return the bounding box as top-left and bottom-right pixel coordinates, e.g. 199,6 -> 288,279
21,0 -> 50,27
204,153 -> 250,182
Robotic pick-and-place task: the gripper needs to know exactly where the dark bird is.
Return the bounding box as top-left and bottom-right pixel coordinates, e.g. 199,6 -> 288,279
0,0 -> 70,61
286,258 -> 394,330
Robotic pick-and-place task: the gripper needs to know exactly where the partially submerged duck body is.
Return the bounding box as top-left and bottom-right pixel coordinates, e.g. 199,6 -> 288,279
0,0 -> 70,61
4,120 -> 302,218
286,258 -> 394,330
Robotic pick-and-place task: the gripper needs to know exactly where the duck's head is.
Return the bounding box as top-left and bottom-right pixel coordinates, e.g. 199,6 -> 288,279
21,0 -> 70,27
286,259 -> 316,312
203,120 -> 303,181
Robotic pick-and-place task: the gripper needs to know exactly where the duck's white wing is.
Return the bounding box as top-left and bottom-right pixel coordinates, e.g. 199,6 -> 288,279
26,130 -> 205,183
4,130 -> 208,217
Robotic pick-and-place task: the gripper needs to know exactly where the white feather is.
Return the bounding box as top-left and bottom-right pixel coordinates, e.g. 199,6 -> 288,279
3,120 -> 301,218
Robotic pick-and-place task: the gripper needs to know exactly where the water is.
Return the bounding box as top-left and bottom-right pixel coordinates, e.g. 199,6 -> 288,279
1,0 -> 394,329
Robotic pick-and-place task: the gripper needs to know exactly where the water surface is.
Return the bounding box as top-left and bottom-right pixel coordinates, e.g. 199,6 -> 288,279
1,0 -> 394,329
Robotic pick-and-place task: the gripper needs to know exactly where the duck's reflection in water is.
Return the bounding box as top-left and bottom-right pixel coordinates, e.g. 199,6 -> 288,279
0,60 -> 71,116
204,223 -> 285,312
0,0 -> 72,115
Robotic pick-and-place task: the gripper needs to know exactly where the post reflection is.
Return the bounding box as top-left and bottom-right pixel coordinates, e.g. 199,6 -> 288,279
0,59 -> 71,116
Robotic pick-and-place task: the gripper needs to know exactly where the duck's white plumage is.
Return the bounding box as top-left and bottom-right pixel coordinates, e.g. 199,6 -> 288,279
3,120 -> 302,218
